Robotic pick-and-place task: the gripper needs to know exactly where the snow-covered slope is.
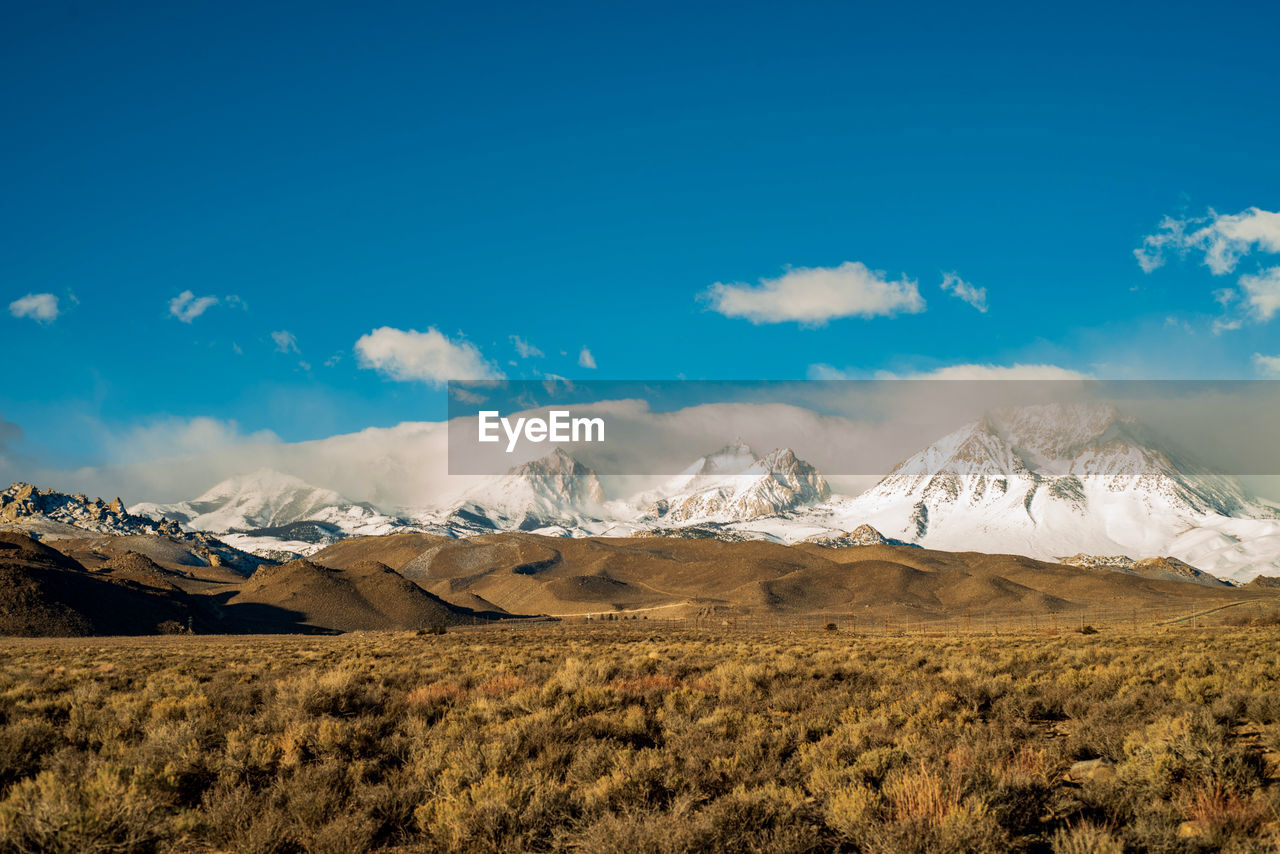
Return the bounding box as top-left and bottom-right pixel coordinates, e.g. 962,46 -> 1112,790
803,404 -> 1280,582
132,469 -> 416,555
641,443 -> 830,524
112,403 -> 1280,580
420,448 -> 610,534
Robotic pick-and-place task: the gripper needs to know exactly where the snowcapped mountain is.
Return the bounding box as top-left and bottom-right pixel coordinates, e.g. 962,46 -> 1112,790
810,404 -> 1280,582
641,444 -> 830,524
425,448 -> 610,534
662,439 -> 759,491
132,469 -> 415,555
105,403 -> 1280,580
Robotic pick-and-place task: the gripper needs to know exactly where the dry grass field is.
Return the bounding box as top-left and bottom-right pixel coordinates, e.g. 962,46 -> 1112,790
2,623 -> 1280,853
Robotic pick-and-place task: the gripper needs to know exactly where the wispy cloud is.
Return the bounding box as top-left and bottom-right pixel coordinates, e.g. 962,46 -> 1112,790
1138,206 -> 1280,331
168,290 -> 219,323
1239,266 -> 1280,322
939,272 -> 987,312
703,261 -> 925,325
271,330 -> 300,354
578,346 -> 597,369
900,363 -> 1089,380
809,362 -> 1089,381
1253,353 -> 1280,377
510,335 -> 544,359
354,327 -> 502,387
8,293 -> 59,324
1136,207 -> 1280,275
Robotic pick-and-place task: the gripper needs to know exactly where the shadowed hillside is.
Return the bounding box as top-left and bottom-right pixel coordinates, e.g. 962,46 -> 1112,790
4,528 -> 1274,636
0,532 -> 201,636
0,532 -> 517,637
224,557 -> 504,632
312,532 -> 1270,620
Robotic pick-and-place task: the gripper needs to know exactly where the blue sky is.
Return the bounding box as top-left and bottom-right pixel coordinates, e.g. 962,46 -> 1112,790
3,0 -> 1279,476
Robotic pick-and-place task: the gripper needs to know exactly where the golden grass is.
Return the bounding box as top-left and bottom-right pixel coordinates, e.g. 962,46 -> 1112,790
0,626 -> 1278,852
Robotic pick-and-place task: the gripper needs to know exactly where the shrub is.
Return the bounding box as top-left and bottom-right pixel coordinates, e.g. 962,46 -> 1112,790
0,624 -> 1277,851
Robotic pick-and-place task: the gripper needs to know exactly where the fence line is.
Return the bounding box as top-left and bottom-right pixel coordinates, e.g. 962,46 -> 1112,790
500,597 -> 1280,637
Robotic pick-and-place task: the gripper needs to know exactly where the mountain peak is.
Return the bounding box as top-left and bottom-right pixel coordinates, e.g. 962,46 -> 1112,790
195,468 -> 332,502
130,470 -> 401,548
686,440 -> 759,478
509,447 -> 596,479
451,447 -> 608,531
646,446 -> 830,524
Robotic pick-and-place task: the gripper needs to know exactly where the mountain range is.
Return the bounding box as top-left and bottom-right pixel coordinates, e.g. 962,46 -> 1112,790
13,404 -> 1279,583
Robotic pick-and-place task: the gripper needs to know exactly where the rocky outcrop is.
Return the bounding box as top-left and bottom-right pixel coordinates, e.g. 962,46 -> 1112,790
647,448 -> 830,523
804,524 -> 916,548
1,483 -> 183,536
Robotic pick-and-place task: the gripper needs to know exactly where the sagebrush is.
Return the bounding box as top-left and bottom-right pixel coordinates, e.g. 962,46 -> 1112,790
0,626 -> 1278,852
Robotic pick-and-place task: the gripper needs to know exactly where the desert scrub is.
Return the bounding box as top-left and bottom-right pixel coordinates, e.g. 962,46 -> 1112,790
0,627 -> 1277,852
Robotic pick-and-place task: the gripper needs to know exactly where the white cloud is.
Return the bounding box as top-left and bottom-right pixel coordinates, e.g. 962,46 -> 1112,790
354,327 -> 502,387
34,379 -> 1273,512
811,362 -> 1090,381
510,335 -> 544,359
905,363 -> 1090,381
1253,353 -> 1280,377
1239,266 -> 1280,322
101,416 -> 280,466
449,386 -> 488,405
169,290 -> 218,323
1134,215 -> 1187,274
9,293 -> 59,323
578,346 -> 597,369
939,272 -> 987,312
703,261 -> 925,325
52,418 -> 452,509
271,330 -> 300,354
1136,207 -> 1280,275
806,363 -> 853,380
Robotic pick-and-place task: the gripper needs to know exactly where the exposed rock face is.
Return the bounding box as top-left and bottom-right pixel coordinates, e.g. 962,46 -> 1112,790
509,447 -> 608,508
1245,575 -> 1280,589
438,448 -> 611,533
0,482 -> 270,576
804,524 -> 914,548
1060,553 -> 1136,569
647,447 -> 830,523
1,483 -> 183,536
1059,553 -> 1229,587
